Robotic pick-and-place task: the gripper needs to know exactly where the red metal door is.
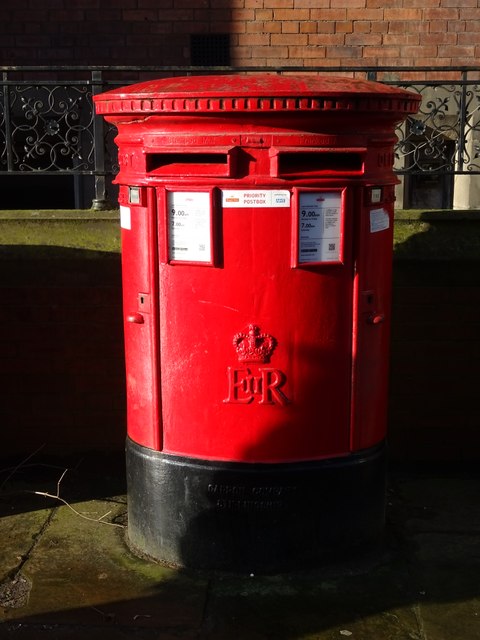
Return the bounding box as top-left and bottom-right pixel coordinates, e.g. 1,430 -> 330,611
156,186 -> 354,463
120,187 -> 161,450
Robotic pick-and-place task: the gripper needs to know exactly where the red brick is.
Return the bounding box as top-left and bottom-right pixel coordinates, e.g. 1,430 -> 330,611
122,9 -> 158,20
347,8 -> 383,20
400,45 -> 439,58
31,0 -> 64,7
325,45 -> 361,58
465,21 -> 480,32
264,0 -> 294,7
138,0 -> 171,6
195,9 -> 231,21
458,32 -> 480,45
451,56 -> 480,66
308,33 -> 345,46
13,10 -> 47,21
101,0 -> 137,6
273,8 -> 309,20
15,35 -> 51,47
173,0 -> 209,7
263,21 -> 282,33
424,8 -> 459,20
345,33 -> 382,45
353,21 -> 372,33
289,45 -> 325,59
255,9 -> 273,20
384,8 -> 423,21
142,22 -> 173,34
421,33 -> 456,46
317,22 -> 336,34
371,22 -> 388,33
441,0 -> 476,6
331,0 -> 365,6
250,45 -> 289,58
232,45 -> 252,59
336,21 -> 354,33
238,33 -> 271,46
149,9 -> 193,21
363,45 -> 400,58
428,20 -> 448,33
231,8 -> 255,20
72,0 -> 104,6
383,33 -> 420,46
388,20 -> 429,34
310,9 -> 346,20
460,8 -> 480,20
271,33 -> 308,46
294,0 -> 329,7
447,20 -> 466,33
299,22 -> 317,34
366,0 -> 399,6
218,21 -> 247,33
438,44 -> 475,57
245,21 -> 266,33
281,21 -> 300,33
403,0 -> 442,5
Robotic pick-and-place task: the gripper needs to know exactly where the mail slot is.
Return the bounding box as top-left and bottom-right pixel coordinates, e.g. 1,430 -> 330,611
270,147 -> 366,177
146,147 -> 237,177
94,74 -> 420,571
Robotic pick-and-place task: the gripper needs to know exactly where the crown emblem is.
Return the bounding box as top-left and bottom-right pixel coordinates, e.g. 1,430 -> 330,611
233,324 -> 277,363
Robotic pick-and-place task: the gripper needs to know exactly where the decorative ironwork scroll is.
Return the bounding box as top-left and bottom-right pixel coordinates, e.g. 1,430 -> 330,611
394,82 -> 480,174
1,67 -> 480,188
1,83 -> 94,172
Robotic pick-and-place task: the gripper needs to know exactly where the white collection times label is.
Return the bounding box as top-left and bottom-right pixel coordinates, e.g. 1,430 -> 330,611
167,191 -> 212,262
298,191 -> 342,263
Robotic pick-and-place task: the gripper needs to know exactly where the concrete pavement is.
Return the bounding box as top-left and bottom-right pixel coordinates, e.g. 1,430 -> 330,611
1,453 -> 479,639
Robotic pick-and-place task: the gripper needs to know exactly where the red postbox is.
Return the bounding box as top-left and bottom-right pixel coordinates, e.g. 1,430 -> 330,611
94,75 -> 420,571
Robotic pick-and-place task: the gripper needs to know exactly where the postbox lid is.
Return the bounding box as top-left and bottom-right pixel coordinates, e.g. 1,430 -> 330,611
94,74 -> 420,116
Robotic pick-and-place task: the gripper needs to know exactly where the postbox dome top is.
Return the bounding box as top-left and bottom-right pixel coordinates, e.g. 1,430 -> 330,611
94,74 -> 420,116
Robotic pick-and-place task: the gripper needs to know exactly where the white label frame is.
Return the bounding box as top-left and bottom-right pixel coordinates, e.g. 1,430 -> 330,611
165,188 -> 215,265
292,188 -> 346,267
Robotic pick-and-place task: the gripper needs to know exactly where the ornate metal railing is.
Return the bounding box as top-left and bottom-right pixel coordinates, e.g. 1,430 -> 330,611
1,66 -> 480,208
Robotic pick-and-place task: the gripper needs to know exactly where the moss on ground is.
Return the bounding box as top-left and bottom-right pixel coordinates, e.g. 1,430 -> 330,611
1,208 -> 479,261
0,210 -> 121,256
393,209 -> 480,260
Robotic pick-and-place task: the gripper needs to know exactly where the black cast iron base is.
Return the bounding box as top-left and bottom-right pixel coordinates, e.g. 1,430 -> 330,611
126,437 -> 386,573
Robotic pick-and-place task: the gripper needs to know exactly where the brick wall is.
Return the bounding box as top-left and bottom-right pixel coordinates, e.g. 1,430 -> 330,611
389,261 -> 480,463
0,249 -> 126,458
1,223 -> 479,462
0,0 -> 478,71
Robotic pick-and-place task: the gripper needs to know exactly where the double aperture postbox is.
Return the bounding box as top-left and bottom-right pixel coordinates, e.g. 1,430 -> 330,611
95,75 -> 420,571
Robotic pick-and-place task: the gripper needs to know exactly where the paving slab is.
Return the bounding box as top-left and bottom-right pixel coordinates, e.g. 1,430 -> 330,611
1,458 -> 480,639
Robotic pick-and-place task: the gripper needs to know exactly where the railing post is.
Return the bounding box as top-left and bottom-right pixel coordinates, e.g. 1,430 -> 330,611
457,69 -> 468,173
2,71 -> 14,172
91,69 -> 110,210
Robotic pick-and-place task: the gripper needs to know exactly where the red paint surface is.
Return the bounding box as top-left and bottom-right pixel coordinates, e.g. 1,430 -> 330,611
96,75 -> 420,463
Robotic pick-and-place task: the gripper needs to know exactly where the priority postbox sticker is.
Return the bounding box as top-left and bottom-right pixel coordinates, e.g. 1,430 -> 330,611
222,190 -> 290,208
